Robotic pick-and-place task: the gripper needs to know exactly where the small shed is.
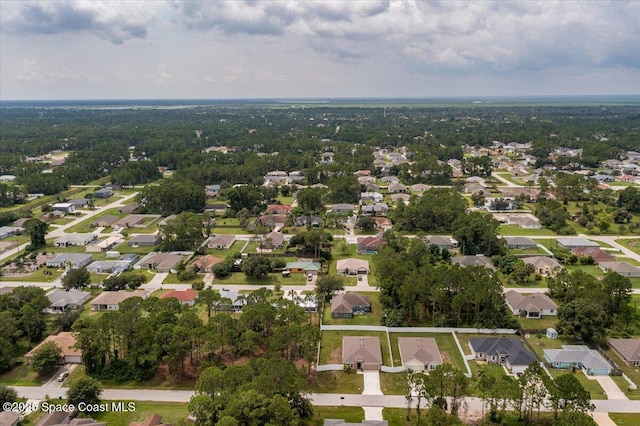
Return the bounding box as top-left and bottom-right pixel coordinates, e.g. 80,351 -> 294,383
546,328 -> 558,339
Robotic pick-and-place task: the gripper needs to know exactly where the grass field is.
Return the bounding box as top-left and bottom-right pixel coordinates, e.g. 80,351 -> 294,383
5,267 -> 64,282
92,401 -> 188,425
310,406 -> 365,425
499,225 -> 558,236
214,271 -> 307,286
610,412 -> 640,425
313,371 -> 364,394
617,239 -> 640,256
0,362 -> 51,386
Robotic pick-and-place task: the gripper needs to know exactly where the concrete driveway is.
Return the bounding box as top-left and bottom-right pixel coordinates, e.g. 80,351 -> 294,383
592,376 -> 627,400
361,371 -> 383,395
355,274 -> 370,288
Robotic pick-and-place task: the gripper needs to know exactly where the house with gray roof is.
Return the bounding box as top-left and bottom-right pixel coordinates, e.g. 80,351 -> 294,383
342,336 -> 382,371
128,234 -> 158,247
331,204 -> 355,214
0,226 -> 22,239
504,237 -> 537,249
608,338 -> 640,367
295,215 -> 322,227
207,234 -> 236,250
469,337 -> 537,376
215,289 -> 246,312
556,238 -> 599,249
544,345 -> 611,376
427,236 -> 458,250
45,289 -> 91,313
331,293 -> 371,318
598,261 -> 640,278
54,233 -> 96,247
452,255 -> 496,271
398,337 -> 443,372
46,253 -> 93,269
504,290 -> 557,318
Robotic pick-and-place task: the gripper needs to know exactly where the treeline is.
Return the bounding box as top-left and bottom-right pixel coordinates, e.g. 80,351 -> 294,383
374,234 -> 515,328
73,288 -> 320,382
0,287 -> 51,371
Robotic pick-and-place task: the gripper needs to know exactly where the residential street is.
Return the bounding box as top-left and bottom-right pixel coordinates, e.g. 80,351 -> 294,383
10,386 -> 640,413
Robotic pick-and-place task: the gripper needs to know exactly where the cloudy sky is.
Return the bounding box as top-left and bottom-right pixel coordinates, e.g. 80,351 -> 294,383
1,0 -> 639,100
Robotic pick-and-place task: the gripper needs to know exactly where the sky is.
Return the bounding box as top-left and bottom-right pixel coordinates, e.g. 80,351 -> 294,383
1,0 -> 639,100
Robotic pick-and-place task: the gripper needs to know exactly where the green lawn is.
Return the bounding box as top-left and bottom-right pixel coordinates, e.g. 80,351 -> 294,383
5,267 -> 64,282
214,271 -> 307,286
0,362 -> 51,386
517,315 -> 558,332
164,272 -> 203,285
319,330 -> 391,366
322,293 -> 383,326
547,370 -> 607,400
65,208 -> 126,233
389,332 -> 466,371
525,334 -> 577,360
499,225 -> 557,237
310,406 -> 365,425
313,371 -> 364,394
92,401 -> 188,425
379,372 -> 408,395
617,239 -> 640,256
610,413 -> 640,426
566,264 -> 605,278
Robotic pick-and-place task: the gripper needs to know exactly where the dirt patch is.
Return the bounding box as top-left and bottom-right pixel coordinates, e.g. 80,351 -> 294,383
2,252 -> 56,277
330,346 -> 342,364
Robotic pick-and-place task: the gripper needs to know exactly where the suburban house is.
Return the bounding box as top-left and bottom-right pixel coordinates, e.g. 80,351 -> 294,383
135,253 -> 184,273
0,226 -> 22,239
598,261 -> 640,278
260,231 -> 284,249
190,255 -> 225,273
543,345 -> 612,376
90,290 -> 148,311
360,192 -> 384,203
86,254 -> 138,273
46,253 -> 93,269
115,214 -> 149,228
521,257 -> 563,277
54,233 -> 96,247
398,337 -> 443,372
504,290 -> 558,318
285,260 -> 322,275
411,184 -> 431,193
388,183 -> 408,194
556,238 -> 599,250
504,237 -> 537,249
25,332 -> 82,364
45,289 -> 91,313
161,289 -> 199,307
0,411 -> 19,426
357,236 -> 383,254
331,293 -> 371,318
216,289 -> 246,312
265,204 -> 292,215
427,236 -> 458,250
469,337 -> 537,376
452,255 -> 496,271
128,234 -> 158,247
118,203 -> 140,214
51,202 -> 76,214
464,183 -> 486,195
130,414 -> 173,426
67,198 -> 92,208
342,336 -> 383,371
608,338 -> 640,367
85,236 -> 122,253
92,215 -> 119,227
205,184 -> 221,197
361,203 -> 389,215
336,258 -> 370,275
94,187 -> 113,198
373,217 -> 393,232
203,203 -> 228,215
331,203 -> 355,214
381,176 -> 400,184
207,234 -> 236,250
258,214 -> 287,228
295,215 -> 322,227
571,247 -> 616,264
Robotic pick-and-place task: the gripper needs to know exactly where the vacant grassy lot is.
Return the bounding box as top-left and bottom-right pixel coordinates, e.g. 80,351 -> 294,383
610,412 -> 640,426
92,401 -> 188,425
0,362 -> 51,386
310,407 -> 365,425
617,238 -> 640,256
319,330 -> 391,366
499,225 -> 557,237
323,292 -> 382,326
313,371 -> 364,394
214,271 -> 307,286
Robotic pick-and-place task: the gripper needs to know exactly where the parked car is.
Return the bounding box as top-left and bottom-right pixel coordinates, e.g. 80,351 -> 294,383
358,275 -> 363,281
57,371 -> 69,382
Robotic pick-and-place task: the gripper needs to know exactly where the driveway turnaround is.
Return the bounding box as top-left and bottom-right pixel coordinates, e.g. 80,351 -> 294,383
361,371 -> 383,395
